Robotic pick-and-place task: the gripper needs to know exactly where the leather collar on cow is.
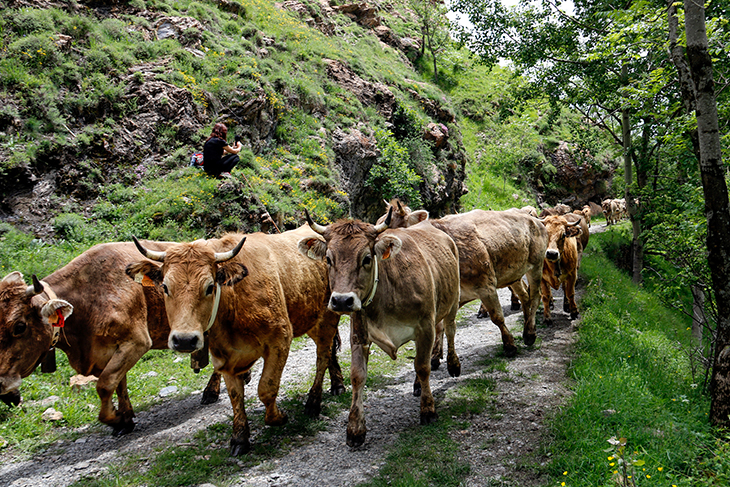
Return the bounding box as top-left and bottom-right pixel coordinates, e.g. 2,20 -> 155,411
362,256 -> 379,308
205,283 -> 222,332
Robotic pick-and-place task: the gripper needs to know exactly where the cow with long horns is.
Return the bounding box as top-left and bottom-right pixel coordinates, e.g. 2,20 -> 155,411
126,226 -> 343,455
299,209 -> 461,447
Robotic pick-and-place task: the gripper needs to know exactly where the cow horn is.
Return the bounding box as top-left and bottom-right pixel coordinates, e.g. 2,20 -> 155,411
568,219 -> 581,226
133,236 -> 166,262
374,207 -> 393,233
214,237 -> 246,263
396,200 -> 404,213
25,275 -> 44,297
305,209 -> 328,235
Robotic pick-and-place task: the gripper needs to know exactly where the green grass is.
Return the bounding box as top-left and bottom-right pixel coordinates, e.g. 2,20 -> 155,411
544,228 -> 730,487
0,349 -> 213,455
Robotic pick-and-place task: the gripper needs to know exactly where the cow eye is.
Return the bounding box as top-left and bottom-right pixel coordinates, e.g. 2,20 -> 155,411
162,283 -> 169,295
362,255 -> 372,267
205,284 -> 215,296
12,322 -> 27,337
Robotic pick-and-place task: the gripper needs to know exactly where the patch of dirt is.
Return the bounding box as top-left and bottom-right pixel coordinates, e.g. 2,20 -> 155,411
1,224 -> 607,486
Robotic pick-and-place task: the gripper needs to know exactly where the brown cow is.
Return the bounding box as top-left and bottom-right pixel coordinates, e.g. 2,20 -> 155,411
300,210 -> 460,447
0,242 -> 222,434
602,198 -> 616,224
539,203 -> 572,218
128,226 -> 343,456
379,200 -> 548,357
540,215 -> 583,325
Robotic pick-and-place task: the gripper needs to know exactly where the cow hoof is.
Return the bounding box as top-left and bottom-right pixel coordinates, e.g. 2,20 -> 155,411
346,431 -> 366,448
476,310 -> 488,319
304,397 -> 322,418
570,312 -> 579,320
229,438 -> 251,456
330,383 -> 346,396
413,382 -> 422,397
243,370 -> 252,385
420,411 -> 438,425
503,344 -> 518,358
523,333 -> 536,347
0,390 -> 21,407
430,357 -> 441,371
544,318 -> 553,327
447,361 -> 461,378
111,421 -> 135,437
563,300 -> 570,313
200,390 -> 220,405
510,302 -> 521,311
265,413 -> 288,427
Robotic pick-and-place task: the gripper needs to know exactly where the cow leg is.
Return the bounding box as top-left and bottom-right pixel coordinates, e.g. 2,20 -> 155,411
259,340 -> 289,427
201,372 -> 221,405
347,314 -> 370,447
541,279 -> 554,326
520,271 -> 542,347
304,316 -> 338,417
96,341 -> 149,435
431,319 -> 445,371
416,322 -> 437,425
479,291 -> 517,357
509,288 -> 522,311
565,275 -> 579,320
444,302 -> 461,378
476,303 -> 489,319
328,327 -> 346,396
223,372 -> 250,456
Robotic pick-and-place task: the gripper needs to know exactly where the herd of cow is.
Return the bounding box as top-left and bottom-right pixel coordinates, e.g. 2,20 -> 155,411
0,199 -> 595,454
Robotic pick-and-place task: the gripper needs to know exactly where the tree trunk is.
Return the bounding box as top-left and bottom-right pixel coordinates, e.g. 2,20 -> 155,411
621,64 -> 643,284
684,0 -> 730,428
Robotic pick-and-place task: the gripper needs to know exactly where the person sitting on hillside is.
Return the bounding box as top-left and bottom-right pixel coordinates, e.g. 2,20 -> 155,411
203,122 -> 241,178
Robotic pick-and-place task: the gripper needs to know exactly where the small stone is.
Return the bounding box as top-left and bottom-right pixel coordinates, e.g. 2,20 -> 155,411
40,395 -> 60,407
70,375 -> 98,392
159,386 -> 178,397
142,371 -> 159,378
42,408 -> 63,421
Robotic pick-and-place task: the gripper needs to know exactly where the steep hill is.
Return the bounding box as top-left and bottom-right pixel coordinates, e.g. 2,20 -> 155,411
0,0 -> 466,242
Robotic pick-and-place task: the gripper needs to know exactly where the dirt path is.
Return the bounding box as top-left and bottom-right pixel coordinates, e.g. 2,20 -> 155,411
2,223 -> 606,486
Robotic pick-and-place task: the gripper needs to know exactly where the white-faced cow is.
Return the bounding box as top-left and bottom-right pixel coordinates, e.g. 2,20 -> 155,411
300,210 -> 461,447
379,200 -> 548,357
127,226 -> 343,456
540,215 -> 583,324
0,242 -> 223,434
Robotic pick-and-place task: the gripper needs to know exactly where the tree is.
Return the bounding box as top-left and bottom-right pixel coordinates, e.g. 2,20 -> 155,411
409,0 -> 452,83
681,0 -> 730,428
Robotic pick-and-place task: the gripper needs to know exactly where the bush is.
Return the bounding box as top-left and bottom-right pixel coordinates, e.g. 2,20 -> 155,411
366,128 -> 423,206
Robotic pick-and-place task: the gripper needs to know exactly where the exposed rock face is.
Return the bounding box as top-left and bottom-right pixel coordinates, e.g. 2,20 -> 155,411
537,141 -> 617,207
324,59 -> 396,119
331,128 -> 379,219
216,87 -> 278,153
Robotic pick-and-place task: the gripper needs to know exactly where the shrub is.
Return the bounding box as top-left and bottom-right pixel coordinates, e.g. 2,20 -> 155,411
366,128 -> 423,206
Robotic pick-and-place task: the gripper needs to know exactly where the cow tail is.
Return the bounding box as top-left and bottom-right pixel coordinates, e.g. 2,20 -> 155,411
332,329 -> 342,353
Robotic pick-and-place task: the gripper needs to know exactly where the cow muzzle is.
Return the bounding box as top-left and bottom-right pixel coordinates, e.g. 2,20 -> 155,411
169,331 -> 203,353
0,375 -> 22,396
329,292 -> 361,314
545,249 -> 560,262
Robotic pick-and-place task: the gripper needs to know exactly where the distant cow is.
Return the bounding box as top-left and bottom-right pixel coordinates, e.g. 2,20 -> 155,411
379,200 -> 548,357
300,210 -> 460,447
0,242 -> 222,435
539,203 -> 572,218
540,215 -> 583,324
128,226 -> 343,456
519,206 -> 538,218
602,198 -> 617,225
574,205 -> 591,227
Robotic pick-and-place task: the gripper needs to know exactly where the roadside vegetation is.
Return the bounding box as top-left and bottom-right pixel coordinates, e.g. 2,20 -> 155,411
547,225 -> 730,487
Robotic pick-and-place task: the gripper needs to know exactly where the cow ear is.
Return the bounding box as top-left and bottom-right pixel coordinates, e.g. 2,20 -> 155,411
216,263 -> 248,286
298,237 -> 327,260
2,271 -> 25,285
374,235 -> 402,260
407,210 -> 429,226
40,299 -> 74,322
125,262 -> 163,286
566,225 -> 582,238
